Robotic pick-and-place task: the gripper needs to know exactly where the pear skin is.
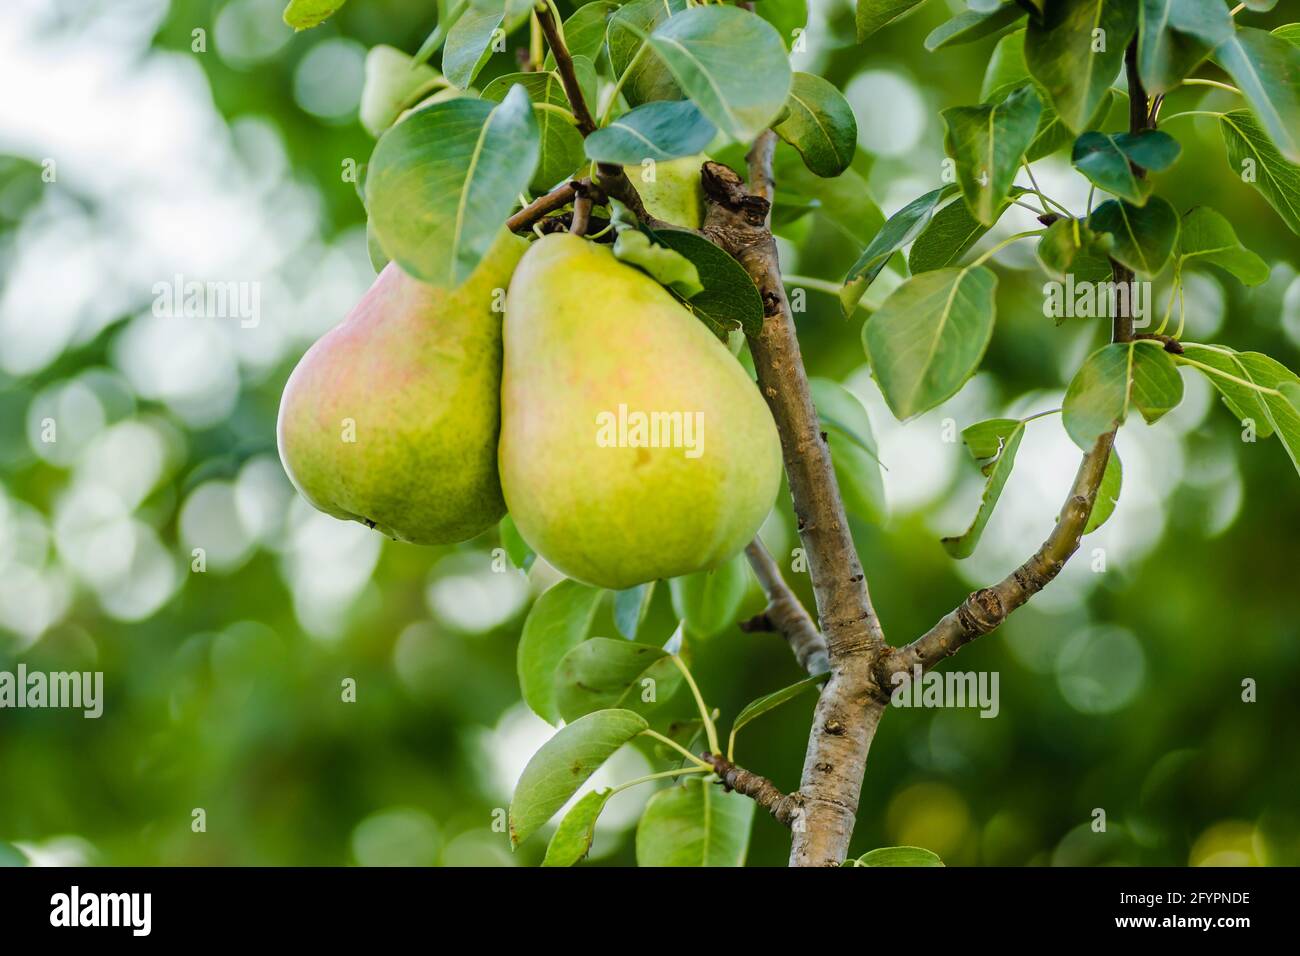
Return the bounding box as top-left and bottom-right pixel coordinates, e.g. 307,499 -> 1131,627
623,155 -> 706,229
278,230 -> 527,544
500,233 -> 782,589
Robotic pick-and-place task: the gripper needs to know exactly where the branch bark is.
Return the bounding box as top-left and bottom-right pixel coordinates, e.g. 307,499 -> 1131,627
703,753 -> 804,829
743,539 -> 829,676
702,135 -> 889,867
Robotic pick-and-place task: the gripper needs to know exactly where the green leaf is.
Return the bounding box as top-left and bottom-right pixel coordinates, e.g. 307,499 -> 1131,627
774,72 -> 858,178
614,582 -> 655,640
850,846 -> 945,867
1176,206 -> 1269,286
613,229 -> 704,298
809,377 -> 881,460
555,638 -> 684,723
856,0 -> 927,42
1036,216 -> 1113,281
1070,130 -> 1181,205
668,552 -> 749,639
1219,109 -> 1300,234
1025,0 -> 1137,133
545,2 -> 619,68
775,148 -> 885,248
758,0 -> 809,48
499,514 -> 534,570
359,46 -> 447,138
942,417 -> 1026,558
608,0 -> 686,108
1180,345 -> 1300,473
942,85 -> 1042,225
1214,26 -> 1300,164
1062,342 -> 1184,449
542,789 -> 612,867
1275,24 -> 1300,50
844,186 -> 955,290
863,265 -> 999,420
442,6 -> 505,89
413,1 -> 470,66
283,0 -> 348,30
1083,447 -> 1122,534
509,709 -> 648,847
517,579 -> 603,725
1087,197 -> 1179,276
925,3 -> 1026,51
1137,0 -> 1233,95
908,194 -> 1007,275
729,673 -> 825,753
482,72 -> 585,194
833,432 -> 888,523
651,228 -> 765,337
636,779 -> 755,866
1180,343 -> 1274,437
585,100 -> 717,165
647,7 -> 792,142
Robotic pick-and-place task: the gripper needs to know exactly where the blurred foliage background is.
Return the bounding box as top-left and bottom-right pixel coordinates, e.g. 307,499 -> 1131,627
0,0 -> 1297,867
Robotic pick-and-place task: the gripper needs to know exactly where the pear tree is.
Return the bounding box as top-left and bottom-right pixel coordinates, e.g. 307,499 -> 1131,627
278,0 -> 1300,867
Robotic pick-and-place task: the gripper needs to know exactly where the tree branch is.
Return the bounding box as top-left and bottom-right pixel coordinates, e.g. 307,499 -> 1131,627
506,181 -> 577,232
533,4 -> 597,136
701,136 -> 888,867
743,538 -> 829,676
703,753 -> 804,829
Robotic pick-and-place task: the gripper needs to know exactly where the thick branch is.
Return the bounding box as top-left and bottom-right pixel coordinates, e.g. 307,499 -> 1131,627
743,538 -> 829,676
703,753 -> 804,829
702,135 -> 886,867
507,181 -> 577,232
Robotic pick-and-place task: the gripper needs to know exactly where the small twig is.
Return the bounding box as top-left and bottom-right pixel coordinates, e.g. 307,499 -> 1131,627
507,181 -> 577,232
702,753 -> 804,829
1135,332 -> 1184,353
743,539 -> 829,676
569,179 -> 600,236
534,3 -> 597,135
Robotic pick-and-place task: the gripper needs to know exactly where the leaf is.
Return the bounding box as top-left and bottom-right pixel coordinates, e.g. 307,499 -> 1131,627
925,3 -> 1026,51
612,229 -> 704,298
414,1 -> 470,66
1087,197 -> 1179,276
516,579 -> 603,725
1070,129 -> 1181,205
1083,447 -> 1122,534
941,417 -> 1026,558
909,194 -> 1005,275
542,789 -> 612,867
774,72 -> 858,178
1036,216 -> 1113,281
729,673 -> 826,754
1180,345 -> 1300,472
850,846 -> 945,867
367,90 -> 538,287
1062,342 -> 1184,449
614,583 -> 655,640
482,72 -> 585,193
499,514 -> 534,570
647,7 -> 792,142
863,265 -> 999,420
607,0 -> 686,108
555,638 -> 684,723
1214,26 -> 1300,164
651,228 -> 765,337
775,148 -> 885,248
1219,109 -> 1300,234
809,377 -> 880,460
844,186 -> 954,290
360,45 -> 447,138
442,6 -> 505,89
856,0 -> 927,42
585,100 -> 717,165
1025,0 -> 1137,133
1176,206 -> 1269,286
1180,344 -> 1274,437
942,85 -> 1042,225
283,0 -> 348,30
758,0 -> 809,48
668,552 -> 749,639
1137,0 -> 1233,95
636,779 -> 755,866
509,709 -> 648,847
1275,23 -> 1300,50
833,433 -> 888,523
545,2 -> 619,68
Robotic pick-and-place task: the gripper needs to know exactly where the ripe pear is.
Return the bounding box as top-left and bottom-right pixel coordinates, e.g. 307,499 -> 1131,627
623,155 -> 706,229
278,230 -> 527,544
500,233 -> 782,589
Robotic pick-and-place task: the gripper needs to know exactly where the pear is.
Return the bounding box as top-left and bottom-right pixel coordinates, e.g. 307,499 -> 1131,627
500,233 -> 782,589
623,155 -> 706,229
278,230 -> 527,544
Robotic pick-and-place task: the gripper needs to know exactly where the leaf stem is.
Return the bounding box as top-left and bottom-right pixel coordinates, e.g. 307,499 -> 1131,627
968,229 -> 1046,268
1181,78 -> 1241,95
1020,407 -> 1062,424
600,44 -> 651,126
609,765 -> 712,796
640,728 -> 715,769
1175,356 -> 1282,395
783,274 -> 847,296
670,655 -> 721,756
1022,164 -> 1049,216
1160,110 -> 1225,123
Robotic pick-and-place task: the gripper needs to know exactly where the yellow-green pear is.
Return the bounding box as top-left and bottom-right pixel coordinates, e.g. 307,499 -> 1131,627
500,233 -> 782,589
623,155 -> 706,229
278,230 -> 527,544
